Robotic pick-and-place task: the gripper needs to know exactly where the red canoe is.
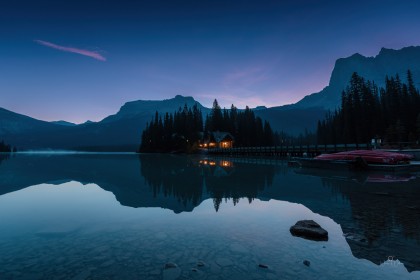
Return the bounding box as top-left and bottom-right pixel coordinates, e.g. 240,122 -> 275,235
315,150 -> 413,165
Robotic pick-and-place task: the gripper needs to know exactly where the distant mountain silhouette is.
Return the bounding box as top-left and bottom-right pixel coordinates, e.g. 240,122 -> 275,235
0,107 -> 64,134
2,46 -> 420,150
51,120 -> 77,126
291,46 -> 420,110
102,95 -> 209,123
0,96 -> 208,151
254,106 -> 326,135
254,46 -> 420,134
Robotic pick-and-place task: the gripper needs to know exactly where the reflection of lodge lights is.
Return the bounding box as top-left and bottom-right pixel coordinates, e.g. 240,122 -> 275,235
199,160 -> 217,166
199,160 -> 232,167
221,160 -> 232,167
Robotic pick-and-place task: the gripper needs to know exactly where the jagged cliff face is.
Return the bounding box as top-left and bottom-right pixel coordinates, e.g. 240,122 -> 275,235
293,46 -> 420,110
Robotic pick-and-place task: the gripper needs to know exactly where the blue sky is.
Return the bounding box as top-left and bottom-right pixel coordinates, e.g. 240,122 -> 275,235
2,0 -> 420,123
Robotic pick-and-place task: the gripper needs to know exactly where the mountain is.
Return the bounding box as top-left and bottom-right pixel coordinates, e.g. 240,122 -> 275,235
254,106 -> 327,135
255,46 -> 420,134
0,96 -> 209,151
102,95 -> 209,123
292,46 -> 420,110
51,120 -> 77,126
0,107 -> 62,135
2,46 -> 420,150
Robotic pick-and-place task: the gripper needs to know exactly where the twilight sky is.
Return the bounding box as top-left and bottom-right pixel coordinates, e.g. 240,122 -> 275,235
2,0 -> 420,123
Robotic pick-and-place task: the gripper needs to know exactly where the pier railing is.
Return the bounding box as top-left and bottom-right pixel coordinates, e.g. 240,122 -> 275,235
206,143 -> 370,157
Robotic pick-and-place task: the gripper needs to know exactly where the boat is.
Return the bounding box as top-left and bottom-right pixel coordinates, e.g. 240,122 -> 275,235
296,150 -> 420,172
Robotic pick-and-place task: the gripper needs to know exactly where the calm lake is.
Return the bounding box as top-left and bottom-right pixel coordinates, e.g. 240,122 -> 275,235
0,153 -> 419,280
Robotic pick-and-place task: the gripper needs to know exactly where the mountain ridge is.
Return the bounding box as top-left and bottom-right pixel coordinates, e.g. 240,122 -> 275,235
292,45 -> 420,110
1,46 -> 420,150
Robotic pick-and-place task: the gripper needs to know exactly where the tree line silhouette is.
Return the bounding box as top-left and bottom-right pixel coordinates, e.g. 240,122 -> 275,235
0,140 -> 15,153
317,70 -> 420,145
139,104 -> 204,152
139,100 -> 275,152
204,99 -> 274,147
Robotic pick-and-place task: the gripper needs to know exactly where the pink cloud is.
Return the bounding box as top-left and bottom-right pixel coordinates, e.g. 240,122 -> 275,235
34,40 -> 106,61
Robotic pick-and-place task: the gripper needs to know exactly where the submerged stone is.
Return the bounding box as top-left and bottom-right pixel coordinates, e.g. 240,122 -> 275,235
303,260 -> 311,267
290,220 -> 328,241
164,262 -> 178,269
196,261 -> 205,267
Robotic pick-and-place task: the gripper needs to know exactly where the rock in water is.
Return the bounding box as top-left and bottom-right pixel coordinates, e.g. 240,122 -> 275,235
290,220 -> 328,241
164,262 -> 178,269
163,263 -> 181,280
258,264 -> 269,269
196,261 -> 205,267
303,260 -> 311,267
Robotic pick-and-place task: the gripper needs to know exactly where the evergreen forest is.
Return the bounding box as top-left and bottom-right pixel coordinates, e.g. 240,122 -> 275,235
317,70 -> 420,146
139,100 -> 274,153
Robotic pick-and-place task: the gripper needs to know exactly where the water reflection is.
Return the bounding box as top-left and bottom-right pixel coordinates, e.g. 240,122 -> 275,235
0,153 -> 419,274
140,155 -> 276,211
295,167 -> 420,272
0,153 -> 10,165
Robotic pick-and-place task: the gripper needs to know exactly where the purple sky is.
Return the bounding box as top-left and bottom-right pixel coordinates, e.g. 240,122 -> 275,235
1,0 -> 420,123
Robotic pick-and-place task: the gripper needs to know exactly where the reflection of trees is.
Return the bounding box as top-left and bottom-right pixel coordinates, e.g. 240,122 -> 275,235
320,177 -> 420,241
139,155 -> 204,208
0,154 -> 10,166
202,163 -> 275,211
304,169 -> 420,272
139,155 -> 277,211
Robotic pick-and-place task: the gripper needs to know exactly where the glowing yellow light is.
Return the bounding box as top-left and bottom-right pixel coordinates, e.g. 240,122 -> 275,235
221,160 -> 231,167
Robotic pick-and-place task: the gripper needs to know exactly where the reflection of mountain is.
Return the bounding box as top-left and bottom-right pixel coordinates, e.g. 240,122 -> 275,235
0,154 -> 199,213
0,154 -> 419,272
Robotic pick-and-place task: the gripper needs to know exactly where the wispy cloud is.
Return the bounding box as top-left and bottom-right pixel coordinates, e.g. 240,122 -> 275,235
34,40 -> 106,61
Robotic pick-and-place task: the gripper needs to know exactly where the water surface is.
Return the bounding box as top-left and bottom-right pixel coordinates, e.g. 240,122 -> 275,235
0,153 -> 419,279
